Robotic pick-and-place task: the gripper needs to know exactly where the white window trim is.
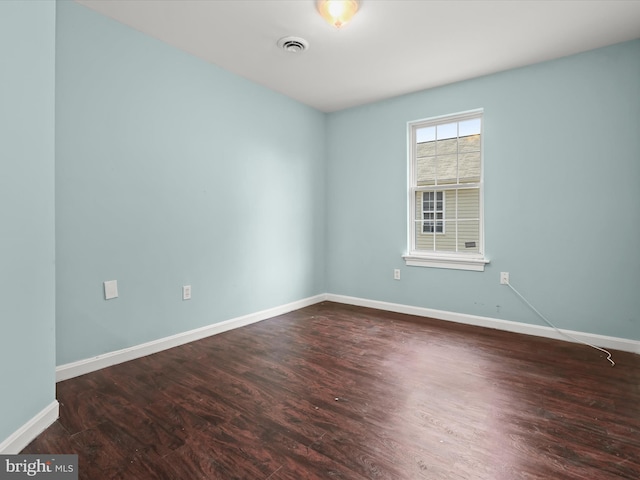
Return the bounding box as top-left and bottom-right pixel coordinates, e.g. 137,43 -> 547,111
405,109 -> 489,272
403,253 -> 489,272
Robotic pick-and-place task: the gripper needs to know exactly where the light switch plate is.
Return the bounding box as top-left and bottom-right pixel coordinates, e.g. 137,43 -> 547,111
104,280 -> 118,300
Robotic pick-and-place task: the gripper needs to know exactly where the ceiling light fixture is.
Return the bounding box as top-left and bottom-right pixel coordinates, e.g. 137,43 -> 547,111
317,0 -> 360,29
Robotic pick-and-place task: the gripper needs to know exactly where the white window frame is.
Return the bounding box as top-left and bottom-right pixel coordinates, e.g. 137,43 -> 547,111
403,109 -> 489,272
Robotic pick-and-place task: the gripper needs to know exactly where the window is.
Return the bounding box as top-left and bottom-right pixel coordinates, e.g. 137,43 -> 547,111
404,110 -> 488,271
422,191 -> 444,233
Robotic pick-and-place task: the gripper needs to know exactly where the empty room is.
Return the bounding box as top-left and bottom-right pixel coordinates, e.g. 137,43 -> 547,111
1,0 -> 639,478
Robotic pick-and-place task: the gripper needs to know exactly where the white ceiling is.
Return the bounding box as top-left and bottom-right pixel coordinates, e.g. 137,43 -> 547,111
76,0 -> 640,112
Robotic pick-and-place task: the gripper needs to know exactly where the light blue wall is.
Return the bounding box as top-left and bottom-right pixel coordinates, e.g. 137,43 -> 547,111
55,1 -> 326,365
326,40 -> 640,340
4,0 -> 636,452
0,1 -> 56,443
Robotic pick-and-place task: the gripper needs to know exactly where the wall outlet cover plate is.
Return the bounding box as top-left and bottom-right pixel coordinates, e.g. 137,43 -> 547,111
104,280 -> 118,300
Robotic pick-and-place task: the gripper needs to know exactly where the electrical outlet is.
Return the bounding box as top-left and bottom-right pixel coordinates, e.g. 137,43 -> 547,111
394,269 -> 401,280
104,280 -> 118,300
500,272 -> 510,285
182,285 -> 192,300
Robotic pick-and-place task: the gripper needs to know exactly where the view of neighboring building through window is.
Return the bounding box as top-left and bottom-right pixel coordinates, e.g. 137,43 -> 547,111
407,110 -> 484,267
422,191 -> 444,233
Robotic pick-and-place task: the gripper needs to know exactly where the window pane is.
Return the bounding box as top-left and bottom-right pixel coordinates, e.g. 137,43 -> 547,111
436,138 -> 457,155
416,156 -> 436,185
459,152 -> 481,183
459,118 -> 481,137
423,191 -> 433,211
415,220 -> 435,251
435,221 -> 456,252
437,122 -> 457,140
436,154 -> 458,184
415,192 -> 424,220
458,220 -> 480,252
416,126 -> 435,143
459,134 -> 480,153
417,141 -> 435,157
444,190 -> 457,220
457,188 -> 480,219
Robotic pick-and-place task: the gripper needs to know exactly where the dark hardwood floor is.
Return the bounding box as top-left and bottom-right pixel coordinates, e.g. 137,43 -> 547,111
23,301 -> 640,479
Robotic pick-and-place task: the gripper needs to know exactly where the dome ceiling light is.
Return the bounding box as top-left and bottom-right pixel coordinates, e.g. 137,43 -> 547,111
317,0 -> 360,29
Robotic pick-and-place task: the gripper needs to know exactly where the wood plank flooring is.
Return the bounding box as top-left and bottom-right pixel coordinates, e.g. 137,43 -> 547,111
23,301 -> 640,479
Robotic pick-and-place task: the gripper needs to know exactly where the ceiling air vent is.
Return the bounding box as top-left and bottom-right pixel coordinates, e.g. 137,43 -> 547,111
277,36 -> 309,53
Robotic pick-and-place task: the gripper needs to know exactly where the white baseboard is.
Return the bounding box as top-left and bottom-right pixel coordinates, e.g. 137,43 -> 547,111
56,294 -> 327,382
55,291 -> 639,384
326,294 -> 640,354
0,401 -> 59,454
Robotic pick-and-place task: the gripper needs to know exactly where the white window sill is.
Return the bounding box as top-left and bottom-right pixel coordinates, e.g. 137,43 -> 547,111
403,253 -> 489,272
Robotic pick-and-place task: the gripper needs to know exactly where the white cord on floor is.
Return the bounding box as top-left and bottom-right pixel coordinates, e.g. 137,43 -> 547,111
506,282 -> 615,367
